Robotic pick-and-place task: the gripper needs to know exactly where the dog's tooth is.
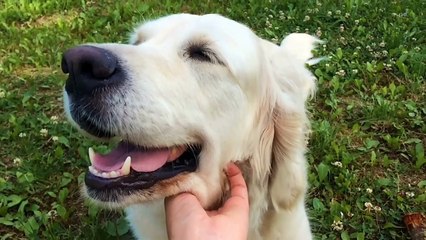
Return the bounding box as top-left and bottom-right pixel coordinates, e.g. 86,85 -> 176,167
110,171 -> 118,178
88,147 -> 95,165
89,165 -> 99,174
121,156 -> 131,175
101,172 -> 108,178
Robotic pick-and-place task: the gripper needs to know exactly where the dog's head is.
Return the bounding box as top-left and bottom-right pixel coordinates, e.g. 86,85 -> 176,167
62,14 -> 319,210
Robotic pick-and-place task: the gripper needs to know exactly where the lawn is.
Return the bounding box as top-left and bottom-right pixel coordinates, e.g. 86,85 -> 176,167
0,0 -> 425,239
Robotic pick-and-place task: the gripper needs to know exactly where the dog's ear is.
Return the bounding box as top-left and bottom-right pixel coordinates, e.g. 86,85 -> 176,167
260,34 -> 321,210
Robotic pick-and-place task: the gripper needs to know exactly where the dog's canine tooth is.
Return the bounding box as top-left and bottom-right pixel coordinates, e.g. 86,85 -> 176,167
121,156 -> 131,175
88,147 -> 95,165
88,165 -> 94,174
88,165 -> 99,174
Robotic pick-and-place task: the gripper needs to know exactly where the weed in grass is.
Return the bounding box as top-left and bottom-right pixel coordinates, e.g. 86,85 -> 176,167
0,0 -> 425,239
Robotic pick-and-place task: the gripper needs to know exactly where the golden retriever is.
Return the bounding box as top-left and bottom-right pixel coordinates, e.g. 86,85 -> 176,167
62,14 -> 320,239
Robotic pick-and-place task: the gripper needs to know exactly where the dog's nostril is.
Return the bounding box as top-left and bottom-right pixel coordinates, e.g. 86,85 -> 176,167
62,46 -> 117,80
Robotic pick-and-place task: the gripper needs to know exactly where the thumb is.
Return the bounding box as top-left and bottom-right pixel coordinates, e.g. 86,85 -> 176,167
219,164 -> 249,219
165,193 -> 206,219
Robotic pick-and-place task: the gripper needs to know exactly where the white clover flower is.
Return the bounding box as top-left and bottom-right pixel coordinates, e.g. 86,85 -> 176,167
339,24 -> 345,32
52,136 -> 59,142
352,69 -> 358,74
406,191 -> 415,198
50,115 -> 59,124
331,220 -> 343,231
347,212 -> 354,217
379,41 -> 386,47
13,158 -> 22,166
304,15 -> 311,22
345,13 -> 350,18
19,132 -> 27,138
332,161 -> 343,168
355,19 -> 360,25
47,210 -> 57,218
414,46 -> 421,52
364,202 -> 374,211
373,52 -> 381,58
373,206 -> 382,212
266,20 -> 272,27
336,10 -> 342,15
327,11 -> 332,16
366,188 -> 373,194
40,129 -> 48,137
316,30 -> 322,37
336,70 -> 346,77
0,90 -> 5,98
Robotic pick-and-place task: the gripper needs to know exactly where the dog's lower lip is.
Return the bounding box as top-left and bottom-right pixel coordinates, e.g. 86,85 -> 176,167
84,146 -> 200,192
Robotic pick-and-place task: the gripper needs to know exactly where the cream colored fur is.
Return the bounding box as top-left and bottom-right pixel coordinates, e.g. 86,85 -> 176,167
65,13 -> 320,240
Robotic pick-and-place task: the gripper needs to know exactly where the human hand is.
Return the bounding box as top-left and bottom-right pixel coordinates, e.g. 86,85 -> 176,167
165,163 -> 249,240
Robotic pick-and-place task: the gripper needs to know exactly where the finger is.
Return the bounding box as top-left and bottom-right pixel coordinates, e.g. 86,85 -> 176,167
220,163 -> 249,218
165,193 -> 205,218
226,163 -> 249,201
165,192 -> 200,209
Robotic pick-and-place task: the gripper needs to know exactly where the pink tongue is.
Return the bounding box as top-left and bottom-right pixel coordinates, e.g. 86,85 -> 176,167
92,142 -> 171,172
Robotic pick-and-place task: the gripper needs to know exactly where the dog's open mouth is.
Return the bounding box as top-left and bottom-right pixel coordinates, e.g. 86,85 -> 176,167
85,141 -> 200,191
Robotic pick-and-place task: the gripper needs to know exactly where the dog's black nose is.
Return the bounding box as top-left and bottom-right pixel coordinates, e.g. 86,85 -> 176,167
62,46 -> 119,95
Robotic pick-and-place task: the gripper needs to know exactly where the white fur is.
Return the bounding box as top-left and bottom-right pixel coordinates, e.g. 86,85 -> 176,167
66,13 -> 321,240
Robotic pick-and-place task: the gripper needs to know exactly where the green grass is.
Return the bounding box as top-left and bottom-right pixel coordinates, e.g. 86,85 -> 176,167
1,0 -> 425,239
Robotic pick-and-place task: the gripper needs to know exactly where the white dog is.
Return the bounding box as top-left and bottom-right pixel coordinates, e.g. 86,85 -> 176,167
62,14 -> 320,239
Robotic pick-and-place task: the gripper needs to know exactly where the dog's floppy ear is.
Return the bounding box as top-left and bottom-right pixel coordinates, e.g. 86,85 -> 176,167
261,34 -> 321,210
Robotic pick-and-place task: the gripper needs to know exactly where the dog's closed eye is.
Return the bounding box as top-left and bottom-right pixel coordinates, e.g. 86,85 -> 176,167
184,41 -> 221,64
